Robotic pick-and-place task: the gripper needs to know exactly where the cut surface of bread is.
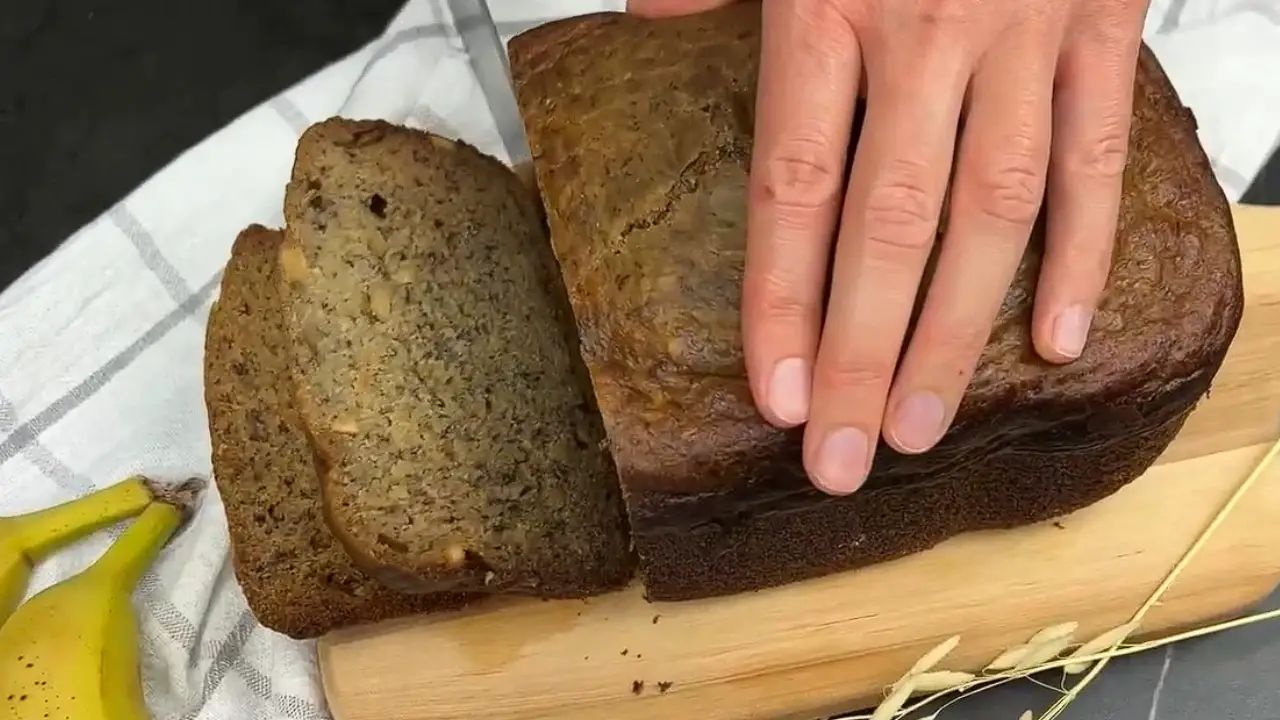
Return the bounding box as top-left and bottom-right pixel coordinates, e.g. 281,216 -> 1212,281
508,5 -> 1244,600
204,225 -> 471,639
278,119 -> 632,597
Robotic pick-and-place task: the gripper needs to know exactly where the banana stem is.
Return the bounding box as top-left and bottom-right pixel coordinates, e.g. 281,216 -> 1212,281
87,502 -> 181,590
7,476 -> 154,560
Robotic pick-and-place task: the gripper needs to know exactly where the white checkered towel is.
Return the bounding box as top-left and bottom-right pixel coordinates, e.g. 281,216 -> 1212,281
0,1 -> 1277,718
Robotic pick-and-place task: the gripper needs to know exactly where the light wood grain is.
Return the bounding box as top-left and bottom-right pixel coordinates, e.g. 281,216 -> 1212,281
320,204 -> 1280,720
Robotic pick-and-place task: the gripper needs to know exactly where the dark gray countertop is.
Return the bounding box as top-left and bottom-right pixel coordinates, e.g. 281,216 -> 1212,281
1,1 -> 1277,719
908,592 -> 1280,719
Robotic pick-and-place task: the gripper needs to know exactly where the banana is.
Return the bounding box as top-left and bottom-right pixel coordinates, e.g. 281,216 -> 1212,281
0,479 -> 200,720
0,476 -> 157,625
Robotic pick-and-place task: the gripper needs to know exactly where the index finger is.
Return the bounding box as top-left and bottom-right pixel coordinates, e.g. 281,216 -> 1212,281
741,0 -> 863,427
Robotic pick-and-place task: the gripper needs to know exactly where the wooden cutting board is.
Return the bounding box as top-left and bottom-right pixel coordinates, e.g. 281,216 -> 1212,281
318,204 -> 1280,720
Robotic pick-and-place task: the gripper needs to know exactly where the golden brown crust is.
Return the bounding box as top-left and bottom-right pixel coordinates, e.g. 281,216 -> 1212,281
204,225 -> 472,638
509,5 -> 1243,599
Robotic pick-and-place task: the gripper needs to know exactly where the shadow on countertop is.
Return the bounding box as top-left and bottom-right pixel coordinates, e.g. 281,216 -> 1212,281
0,0 -> 1277,292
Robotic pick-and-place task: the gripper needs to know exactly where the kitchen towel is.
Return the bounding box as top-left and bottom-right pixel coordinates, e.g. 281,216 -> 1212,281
0,1 -> 1278,718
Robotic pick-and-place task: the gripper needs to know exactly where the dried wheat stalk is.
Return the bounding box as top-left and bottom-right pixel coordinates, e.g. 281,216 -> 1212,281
846,434 -> 1280,720
1063,621 -> 1139,674
1038,436 -> 1280,720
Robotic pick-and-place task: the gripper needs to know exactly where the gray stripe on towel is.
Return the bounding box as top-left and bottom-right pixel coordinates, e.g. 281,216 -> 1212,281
0,271 -> 221,467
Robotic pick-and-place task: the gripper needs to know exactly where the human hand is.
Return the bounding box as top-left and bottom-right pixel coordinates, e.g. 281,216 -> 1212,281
628,0 -> 1150,495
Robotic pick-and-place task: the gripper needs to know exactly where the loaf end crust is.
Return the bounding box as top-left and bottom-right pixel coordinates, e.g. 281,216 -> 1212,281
280,119 -> 633,599
204,225 -> 473,638
509,6 -> 1243,599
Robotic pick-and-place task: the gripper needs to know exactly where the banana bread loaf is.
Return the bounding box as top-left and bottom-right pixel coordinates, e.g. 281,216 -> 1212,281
204,225 -> 473,639
278,119 -> 633,597
507,5 -> 1244,600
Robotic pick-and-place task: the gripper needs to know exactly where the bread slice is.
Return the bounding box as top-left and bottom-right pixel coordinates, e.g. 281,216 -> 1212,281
204,225 -> 471,639
278,119 -> 633,597
508,5 -> 1243,600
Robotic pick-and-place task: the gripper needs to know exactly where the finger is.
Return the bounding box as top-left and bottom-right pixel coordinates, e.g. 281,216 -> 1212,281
626,0 -> 738,17
1033,8 -> 1145,363
742,0 -> 862,428
884,28 -> 1058,455
804,36 -> 972,494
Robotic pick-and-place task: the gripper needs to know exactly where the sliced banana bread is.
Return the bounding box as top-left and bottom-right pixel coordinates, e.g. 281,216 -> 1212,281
278,119 -> 633,597
204,225 -> 471,639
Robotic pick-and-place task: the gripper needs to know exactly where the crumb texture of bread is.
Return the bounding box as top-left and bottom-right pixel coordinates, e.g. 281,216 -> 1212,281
203,225 -> 471,639
278,119 -> 632,597
508,5 -> 1244,599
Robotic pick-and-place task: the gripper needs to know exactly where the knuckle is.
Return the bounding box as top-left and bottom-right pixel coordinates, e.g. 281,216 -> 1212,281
1073,124 -> 1130,179
759,136 -> 845,213
752,276 -> 814,323
862,163 -> 938,251
973,152 -> 1046,226
814,358 -> 894,394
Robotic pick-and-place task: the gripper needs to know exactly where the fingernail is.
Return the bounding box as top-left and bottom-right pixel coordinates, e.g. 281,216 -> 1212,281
888,391 -> 946,453
1053,304 -> 1093,359
813,427 -> 870,495
767,357 -> 810,425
